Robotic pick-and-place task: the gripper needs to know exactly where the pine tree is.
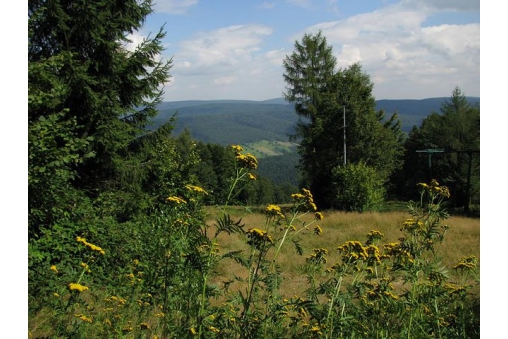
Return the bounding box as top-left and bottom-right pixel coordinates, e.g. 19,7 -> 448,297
283,32 -> 403,209
28,0 -> 172,235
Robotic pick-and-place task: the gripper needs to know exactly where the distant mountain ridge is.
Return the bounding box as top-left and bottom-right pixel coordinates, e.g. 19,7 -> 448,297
150,97 -> 480,145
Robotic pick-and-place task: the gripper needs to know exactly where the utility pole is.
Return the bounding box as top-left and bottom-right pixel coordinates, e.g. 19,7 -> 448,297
343,105 -> 346,165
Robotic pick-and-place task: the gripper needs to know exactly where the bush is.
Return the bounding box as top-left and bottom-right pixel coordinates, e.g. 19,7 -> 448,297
330,162 -> 385,212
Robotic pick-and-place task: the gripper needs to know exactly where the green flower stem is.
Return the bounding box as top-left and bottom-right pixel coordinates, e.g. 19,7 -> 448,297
223,168 -> 248,210
407,271 -> 419,339
326,275 -> 344,338
242,246 -> 265,325
198,238 -> 218,338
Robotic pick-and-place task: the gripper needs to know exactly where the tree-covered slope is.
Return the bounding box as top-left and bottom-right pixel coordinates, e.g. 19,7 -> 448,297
149,97 -> 480,146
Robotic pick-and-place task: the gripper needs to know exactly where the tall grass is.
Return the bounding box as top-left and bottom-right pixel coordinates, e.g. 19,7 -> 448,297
29,147 -> 480,338
206,207 -> 480,299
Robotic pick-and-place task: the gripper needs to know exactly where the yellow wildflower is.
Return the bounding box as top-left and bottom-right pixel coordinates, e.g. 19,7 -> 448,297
50,265 -> 58,273
291,193 -> 305,200
236,153 -> 258,169
248,173 -> 256,180
68,283 -> 89,292
166,196 -> 187,204
190,327 -> 197,335
310,325 -> 322,334
75,314 -> 92,323
231,145 -> 244,154
265,204 -> 285,218
185,184 -> 208,195
76,236 -> 105,255
247,228 -> 274,244
314,225 -> 323,235
314,212 -> 324,220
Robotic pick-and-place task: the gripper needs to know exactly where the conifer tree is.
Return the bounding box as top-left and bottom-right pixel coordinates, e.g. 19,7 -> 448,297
28,0 -> 172,235
283,32 -> 403,209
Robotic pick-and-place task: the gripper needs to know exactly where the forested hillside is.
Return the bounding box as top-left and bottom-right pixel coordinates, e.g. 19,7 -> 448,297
150,97 -> 479,193
150,97 -> 480,145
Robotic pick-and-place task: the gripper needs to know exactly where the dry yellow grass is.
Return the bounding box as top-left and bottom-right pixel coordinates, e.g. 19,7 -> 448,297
205,206 -> 480,299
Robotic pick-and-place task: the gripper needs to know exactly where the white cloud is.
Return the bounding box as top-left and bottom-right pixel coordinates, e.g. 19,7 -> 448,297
213,76 -> 236,85
164,24 -> 283,100
175,24 -> 273,73
299,1 -> 479,99
402,0 -> 479,12
124,31 -> 146,52
161,0 -> 479,101
153,0 -> 198,15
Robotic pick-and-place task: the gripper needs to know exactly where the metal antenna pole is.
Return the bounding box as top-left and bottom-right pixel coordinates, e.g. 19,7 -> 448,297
343,106 -> 347,165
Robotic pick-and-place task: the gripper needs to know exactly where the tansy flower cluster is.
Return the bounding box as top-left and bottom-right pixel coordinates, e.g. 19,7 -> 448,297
76,236 -> 105,255
453,255 -> 478,271
366,230 -> 384,245
74,314 -> 93,323
166,196 -> 187,204
337,241 -> 368,263
236,153 -> 258,169
68,283 -> 89,292
306,248 -> 328,265
246,228 -> 274,246
313,225 -> 323,235
383,242 -> 415,265
400,218 -> 425,233
185,184 -> 208,195
231,145 -> 258,169
291,188 -> 317,212
265,204 -> 285,219
418,179 -> 451,198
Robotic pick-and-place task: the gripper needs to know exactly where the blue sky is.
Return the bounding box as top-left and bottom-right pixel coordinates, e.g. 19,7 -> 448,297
125,0 -> 481,102
127,0 -> 480,102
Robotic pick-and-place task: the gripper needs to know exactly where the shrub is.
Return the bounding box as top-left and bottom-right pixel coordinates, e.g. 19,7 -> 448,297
330,162 -> 385,212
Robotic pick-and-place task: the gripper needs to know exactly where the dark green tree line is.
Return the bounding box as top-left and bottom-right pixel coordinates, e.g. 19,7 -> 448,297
283,31 -> 404,210
394,87 -> 480,213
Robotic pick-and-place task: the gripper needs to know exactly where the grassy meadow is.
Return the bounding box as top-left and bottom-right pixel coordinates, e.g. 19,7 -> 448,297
206,206 -> 480,299
29,148 -> 480,338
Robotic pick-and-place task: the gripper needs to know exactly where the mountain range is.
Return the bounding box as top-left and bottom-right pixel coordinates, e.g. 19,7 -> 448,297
149,97 -> 480,147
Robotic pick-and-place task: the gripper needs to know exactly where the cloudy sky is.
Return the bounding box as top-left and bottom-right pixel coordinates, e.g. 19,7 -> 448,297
129,0 -> 479,101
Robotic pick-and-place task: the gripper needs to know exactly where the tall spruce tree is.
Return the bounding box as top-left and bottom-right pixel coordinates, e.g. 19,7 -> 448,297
28,0 -> 172,236
283,32 -> 403,209
398,87 -> 480,211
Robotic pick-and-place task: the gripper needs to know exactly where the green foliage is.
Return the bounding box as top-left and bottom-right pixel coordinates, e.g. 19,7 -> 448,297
395,87 -> 480,212
29,0 -> 172,201
330,162 -> 386,212
257,152 -> 300,186
283,31 -> 404,209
